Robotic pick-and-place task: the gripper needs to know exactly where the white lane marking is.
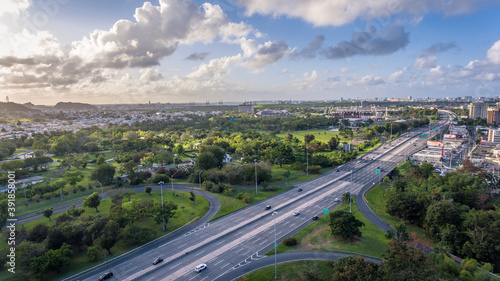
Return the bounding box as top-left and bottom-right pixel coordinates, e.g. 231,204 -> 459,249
194,250 -> 205,257
170,263 -> 182,269
216,240 -> 225,246
122,266 -> 138,275
213,259 -> 224,266
259,240 -> 268,246
188,275 -> 199,281
221,263 -> 231,269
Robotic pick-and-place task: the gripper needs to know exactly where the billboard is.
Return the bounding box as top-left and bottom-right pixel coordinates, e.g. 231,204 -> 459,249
427,141 -> 443,147
443,134 -> 457,139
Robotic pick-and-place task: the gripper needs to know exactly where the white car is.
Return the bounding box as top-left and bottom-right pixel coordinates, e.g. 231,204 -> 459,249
195,264 -> 207,272
293,211 -> 300,216
334,198 -> 340,202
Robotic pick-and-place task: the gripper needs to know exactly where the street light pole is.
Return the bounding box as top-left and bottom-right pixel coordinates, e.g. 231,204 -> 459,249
254,159 -> 258,195
158,181 -> 165,231
350,169 -> 353,212
171,170 -> 178,192
306,146 -> 309,176
198,171 -> 202,189
272,211 -> 278,279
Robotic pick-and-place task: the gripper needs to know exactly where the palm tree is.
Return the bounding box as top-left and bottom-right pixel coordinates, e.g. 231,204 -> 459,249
341,192 -> 351,205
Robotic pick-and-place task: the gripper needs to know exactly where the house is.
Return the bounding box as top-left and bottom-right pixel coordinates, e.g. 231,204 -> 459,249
223,154 -> 232,163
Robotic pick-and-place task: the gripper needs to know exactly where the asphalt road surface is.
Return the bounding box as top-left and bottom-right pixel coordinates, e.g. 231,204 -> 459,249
71,110 -> 454,281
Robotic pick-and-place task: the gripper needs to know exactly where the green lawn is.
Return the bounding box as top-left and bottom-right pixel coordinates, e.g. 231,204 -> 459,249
0,190 -> 209,281
269,164 -> 333,185
210,186 -> 293,221
276,129 -> 350,143
365,184 -> 434,241
267,198 -> 390,258
237,260 -> 333,281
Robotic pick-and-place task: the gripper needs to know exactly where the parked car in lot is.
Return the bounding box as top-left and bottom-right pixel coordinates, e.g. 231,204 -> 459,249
152,257 -> 163,265
265,205 -> 271,210
293,211 -> 300,216
99,272 -> 113,281
195,264 -> 207,272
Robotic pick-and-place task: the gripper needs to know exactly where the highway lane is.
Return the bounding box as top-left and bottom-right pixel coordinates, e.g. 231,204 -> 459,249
75,111 -> 454,281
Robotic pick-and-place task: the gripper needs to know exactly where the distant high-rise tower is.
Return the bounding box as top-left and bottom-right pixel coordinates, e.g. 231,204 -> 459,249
469,102 -> 487,119
6,96 -> 9,103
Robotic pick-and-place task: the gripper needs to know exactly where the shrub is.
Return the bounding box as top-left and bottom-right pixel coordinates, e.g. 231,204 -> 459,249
385,229 -> 395,240
236,193 -> 244,200
283,237 -> 297,246
202,181 -> 215,191
78,185 -> 86,191
242,194 -> 252,203
223,186 -> 234,195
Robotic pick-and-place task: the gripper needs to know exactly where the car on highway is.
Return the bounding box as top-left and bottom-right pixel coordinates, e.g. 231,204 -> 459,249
152,257 -> 163,265
312,215 -> 319,220
336,169 -> 339,172
293,211 -> 300,216
265,205 -> 271,210
99,272 -> 113,281
195,264 -> 207,272
334,198 -> 340,202
298,188 -> 303,192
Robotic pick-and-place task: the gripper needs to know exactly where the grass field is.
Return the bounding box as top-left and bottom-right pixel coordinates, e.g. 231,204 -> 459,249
210,186 -> 293,221
267,198 -> 390,258
276,129 -> 351,143
237,260 -> 333,281
0,190 -> 209,281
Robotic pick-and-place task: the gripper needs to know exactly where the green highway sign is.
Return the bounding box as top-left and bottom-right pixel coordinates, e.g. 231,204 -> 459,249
323,208 -> 329,214
274,242 -> 278,246
375,169 -> 380,174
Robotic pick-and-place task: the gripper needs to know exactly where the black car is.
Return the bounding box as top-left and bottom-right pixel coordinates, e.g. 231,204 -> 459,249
312,216 -> 319,220
153,257 -> 163,265
99,272 -> 113,281
298,188 -> 303,192
336,169 -> 339,172
265,205 -> 271,210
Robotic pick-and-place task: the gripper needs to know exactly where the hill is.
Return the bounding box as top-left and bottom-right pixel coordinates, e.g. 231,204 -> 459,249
0,102 -> 39,112
54,102 -> 98,111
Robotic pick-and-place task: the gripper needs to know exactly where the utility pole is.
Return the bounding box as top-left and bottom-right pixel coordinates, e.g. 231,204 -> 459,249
158,181 -> 165,230
273,212 -> 278,279
254,159 -> 258,195
306,147 -> 309,176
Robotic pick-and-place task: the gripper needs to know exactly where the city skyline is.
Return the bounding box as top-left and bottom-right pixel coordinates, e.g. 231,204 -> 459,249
1,0 -> 500,105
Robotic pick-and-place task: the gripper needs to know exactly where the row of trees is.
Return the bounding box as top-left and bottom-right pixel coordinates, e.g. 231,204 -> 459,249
0,191 -> 178,279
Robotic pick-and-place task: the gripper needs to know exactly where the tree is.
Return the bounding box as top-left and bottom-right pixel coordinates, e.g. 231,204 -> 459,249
424,200 -> 462,237
47,228 -> 66,250
461,209 -> 500,264
195,145 -> 225,170
329,210 -> 365,240
394,221 -> 410,242
99,220 -> 120,255
123,190 -> 135,202
43,208 -> 53,221
27,224 -> 49,243
304,134 -> 315,144
145,186 -> 152,195
86,245 -> 102,262
285,132 -> 293,142
90,163 -> 116,186
189,191 -> 196,205
150,200 -> 178,230
63,170 -> 83,188
151,173 -> 170,183
83,192 -> 101,212
31,243 -> 73,273
330,256 -> 382,280
173,144 -> 184,155
341,192 -> 351,205
328,136 -> 339,150
120,225 -> 154,244
382,240 -> 439,281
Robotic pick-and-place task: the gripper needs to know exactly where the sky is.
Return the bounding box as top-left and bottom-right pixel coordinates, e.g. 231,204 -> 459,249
1,0 -> 500,105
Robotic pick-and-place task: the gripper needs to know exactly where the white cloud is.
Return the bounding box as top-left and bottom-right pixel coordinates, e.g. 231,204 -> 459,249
292,70 -> 318,89
140,68 -> 162,82
340,67 -> 354,73
487,40 -> 500,64
347,74 -> 384,86
244,40 -> 289,68
234,0 -> 498,27
186,54 -> 242,79
388,69 -> 406,80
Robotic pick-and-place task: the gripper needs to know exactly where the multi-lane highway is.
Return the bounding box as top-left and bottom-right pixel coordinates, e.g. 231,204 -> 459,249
73,110 -> 454,281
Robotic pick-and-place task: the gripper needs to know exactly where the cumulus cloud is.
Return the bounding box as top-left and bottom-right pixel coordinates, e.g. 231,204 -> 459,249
140,68 -> 162,82
185,52 -> 210,61
292,70 -> 318,89
186,54 -> 242,79
244,40 -> 289,68
320,24 -> 409,59
289,35 -> 325,59
0,0 -> 254,90
388,68 -> 406,80
413,41 -> 457,69
487,41 -> 500,64
347,74 -> 385,86
234,0 -> 498,27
